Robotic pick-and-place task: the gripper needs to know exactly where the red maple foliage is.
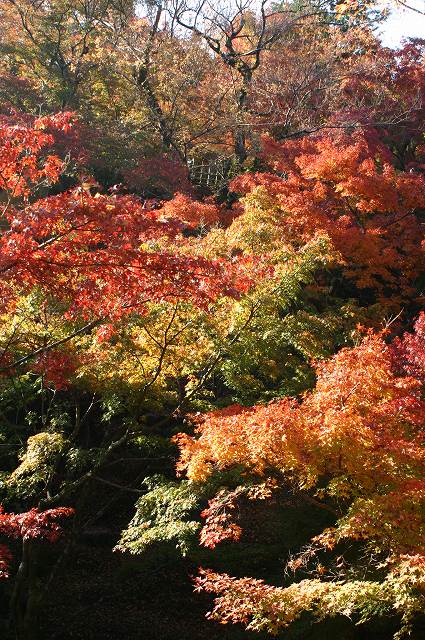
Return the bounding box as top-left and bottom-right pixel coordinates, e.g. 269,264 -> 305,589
0,505 -> 74,579
0,115 -> 250,325
125,153 -> 193,197
0,505 -> 74,542
0,111 -> 74,202
178,315 -> 425,632
0,189 -> 244,319
177,313 -> 425,548
160,192 -> 220,227
336,39 -> 425,170
391,312 -> 425,383
32,350 -> 79,390
230,129 -> 425,302
199,488 -> 244,549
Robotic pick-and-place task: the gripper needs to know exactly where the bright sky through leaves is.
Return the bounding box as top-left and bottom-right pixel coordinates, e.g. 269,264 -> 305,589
379,1 -> 425,47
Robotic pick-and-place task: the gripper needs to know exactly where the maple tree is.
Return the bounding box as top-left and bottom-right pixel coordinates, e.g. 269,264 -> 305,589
167,0 -> 335,162
175,313 -> 425,637
0,0 -> 394,172
230,127 -> 425,304
332,38 -> 425,170
0,111 -> 74,203
0,0 -> 136,110
0,188 -> 241,316
0,505 -> 74,566
0,106 -> 251,638
0,109 -> 248,358
0,505 -> 73,638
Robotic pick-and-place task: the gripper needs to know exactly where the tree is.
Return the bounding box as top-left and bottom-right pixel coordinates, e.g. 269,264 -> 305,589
0,110 -> 73,206
0,0 -> 135,109
176,313 -> 425,638
0,505 -> 73,638
0,3 -> 424,637
330,38 -> 425,171
230,127 -> 425,305
166,0 -> 382,163
167,0 -> 299,161
0,110 -> 249,639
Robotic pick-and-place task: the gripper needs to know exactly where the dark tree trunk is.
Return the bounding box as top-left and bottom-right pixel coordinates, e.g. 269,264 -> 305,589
136,64 -> 179,156
10,539 -> 42,640
234,71 -> 252,164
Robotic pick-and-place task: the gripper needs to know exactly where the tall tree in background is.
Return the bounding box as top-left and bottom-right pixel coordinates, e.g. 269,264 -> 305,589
166,0 -> 383,162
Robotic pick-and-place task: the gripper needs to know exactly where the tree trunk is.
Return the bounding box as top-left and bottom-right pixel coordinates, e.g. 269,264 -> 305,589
234,71 -> 252,164
10,539 -> 42,640
136,64 -> 176,155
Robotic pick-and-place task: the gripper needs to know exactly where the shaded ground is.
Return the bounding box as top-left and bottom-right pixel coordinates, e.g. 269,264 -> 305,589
35,498 -> 422,640
39,539 -> 413,640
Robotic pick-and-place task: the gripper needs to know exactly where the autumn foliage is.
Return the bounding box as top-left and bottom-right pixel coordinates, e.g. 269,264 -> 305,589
0,505 -> 74,579
176,314 -> 425,633
0,111 -> 73,201
231,129 -> 425,302
0,3 -> 424,639
0,189 -> 242,319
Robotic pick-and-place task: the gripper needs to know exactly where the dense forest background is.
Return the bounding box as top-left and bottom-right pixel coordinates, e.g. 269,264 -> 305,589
0,1 -> 424,639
